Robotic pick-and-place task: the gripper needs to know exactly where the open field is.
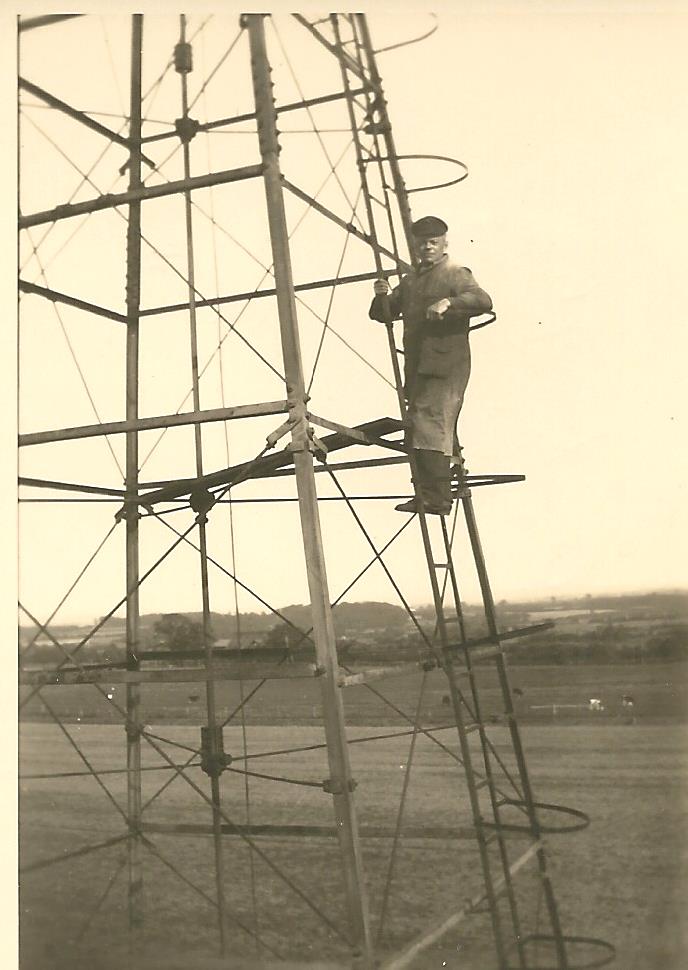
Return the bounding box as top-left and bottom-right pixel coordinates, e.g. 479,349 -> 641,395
19,662 -> 688,727
19,664 -> 688,970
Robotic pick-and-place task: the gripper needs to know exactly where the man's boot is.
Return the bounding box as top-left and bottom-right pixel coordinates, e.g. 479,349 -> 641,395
394,453 -> 423,512
395,449 -> 452,514
418,449 -> 452,513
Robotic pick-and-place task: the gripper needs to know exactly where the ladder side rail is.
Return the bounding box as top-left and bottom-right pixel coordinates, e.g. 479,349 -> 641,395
328,14 -> 406,418
439,515 -> 528,969
354,15 -> 416,249
461,495 -> 571,969
348,18 -> 512,965
347,17 -> 406,279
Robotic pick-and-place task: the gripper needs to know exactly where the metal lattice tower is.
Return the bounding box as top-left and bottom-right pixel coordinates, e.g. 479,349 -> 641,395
18,13 -> 615,970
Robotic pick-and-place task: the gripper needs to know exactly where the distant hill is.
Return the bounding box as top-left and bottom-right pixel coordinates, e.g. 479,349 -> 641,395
280,602 -> 410,634
19,592 -> 687,645
507,592 -> 688,617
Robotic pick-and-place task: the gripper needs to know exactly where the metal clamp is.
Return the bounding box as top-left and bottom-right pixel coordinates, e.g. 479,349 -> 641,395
200,726 -> 232,778
266,417 -> 295,449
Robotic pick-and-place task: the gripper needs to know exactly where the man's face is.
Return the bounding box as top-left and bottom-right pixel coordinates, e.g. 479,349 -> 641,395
415,233 -> 448,266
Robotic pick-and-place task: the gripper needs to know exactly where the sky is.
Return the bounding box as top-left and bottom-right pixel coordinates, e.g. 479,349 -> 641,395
7,1 -> 688,627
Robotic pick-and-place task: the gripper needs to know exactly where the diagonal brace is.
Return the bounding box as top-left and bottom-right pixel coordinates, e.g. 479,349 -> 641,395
19,77 -> 156,168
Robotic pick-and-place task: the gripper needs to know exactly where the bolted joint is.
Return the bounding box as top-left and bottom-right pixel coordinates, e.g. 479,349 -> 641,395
125,721 -> 143,741
322,776 -> 358,795
174,116 -> 200,144
309,431 -> 328,463
189,486 -> 216,524
285,398 -> 311,453
115,501 -> 143,523
363,120 -> 389,136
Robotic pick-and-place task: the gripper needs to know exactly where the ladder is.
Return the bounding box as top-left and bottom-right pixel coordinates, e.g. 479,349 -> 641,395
317,13 -> 615,968
401,454 -> 572,969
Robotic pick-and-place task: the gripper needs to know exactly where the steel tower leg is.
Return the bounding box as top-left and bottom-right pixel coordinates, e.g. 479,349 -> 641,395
244,14 -> 374,966
125,12 -> 144,946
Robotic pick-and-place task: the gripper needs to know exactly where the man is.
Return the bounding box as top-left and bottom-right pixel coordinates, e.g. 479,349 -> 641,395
369,216 -> 493,514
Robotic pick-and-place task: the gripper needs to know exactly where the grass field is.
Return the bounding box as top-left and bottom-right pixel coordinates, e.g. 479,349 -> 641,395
19,663 -> 688,969
20,662 -> 688,727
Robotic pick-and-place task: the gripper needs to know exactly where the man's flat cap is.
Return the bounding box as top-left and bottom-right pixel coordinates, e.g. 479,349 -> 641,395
411,216 -> 448,238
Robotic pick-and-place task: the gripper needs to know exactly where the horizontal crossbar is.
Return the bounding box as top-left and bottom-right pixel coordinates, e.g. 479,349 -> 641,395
338,624 -> 555,687
141,86 -> 370,143
139,270 -> 393,317
141,821 -> 481,841
19,14 -> 82,32
18,400 -> 288,446
19,662 -> 319,687
19,476 -> 126,497
19,164 -> 263,229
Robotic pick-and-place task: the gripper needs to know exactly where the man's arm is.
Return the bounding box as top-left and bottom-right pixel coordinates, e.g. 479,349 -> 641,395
369,279 -> 403,322
446,267 -> 492,316
426,267 -> 493,320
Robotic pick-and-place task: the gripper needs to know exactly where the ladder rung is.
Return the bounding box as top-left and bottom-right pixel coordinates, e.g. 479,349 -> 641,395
464,722 -> 482,735
433,562 -> 449,569
474,778 -> 491,791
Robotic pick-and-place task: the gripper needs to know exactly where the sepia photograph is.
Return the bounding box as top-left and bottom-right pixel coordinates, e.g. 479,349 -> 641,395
11,3 -> 688,969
